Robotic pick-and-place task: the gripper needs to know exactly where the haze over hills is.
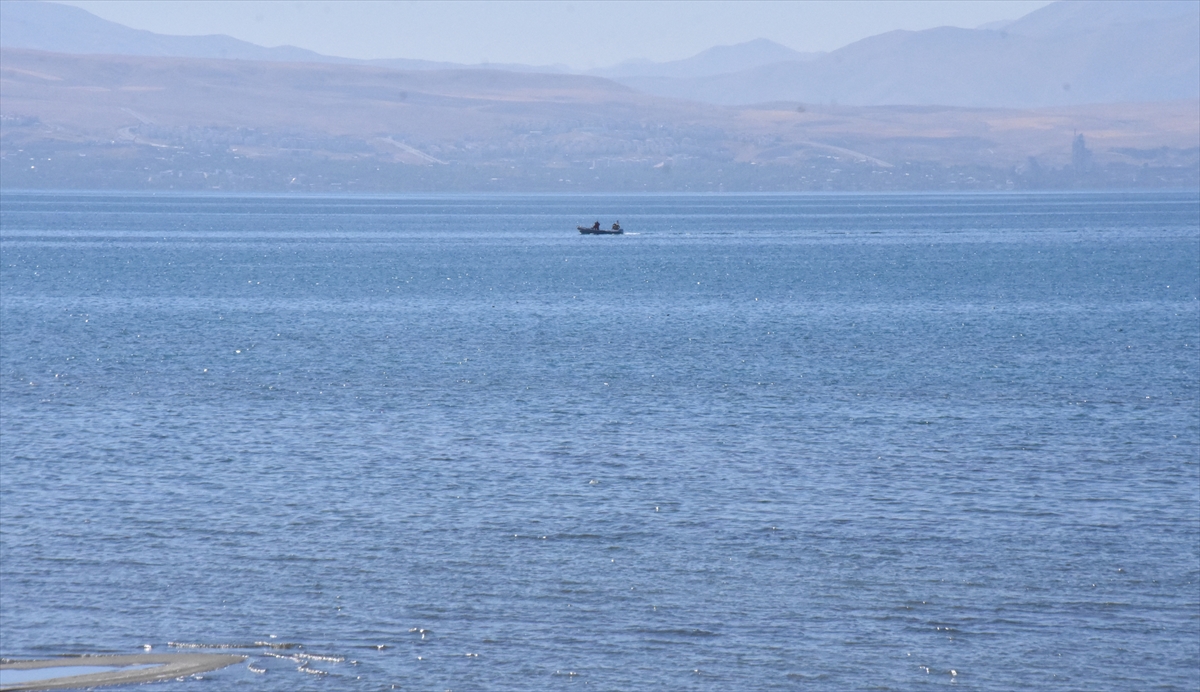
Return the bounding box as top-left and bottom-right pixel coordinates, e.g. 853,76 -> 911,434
0,1 -> 570,74
617,0 -> 1200,107
3,46 -> 1195,192
2,0 -> 1197,108
0,1 -> 816,79
0,1 -> 812,80
0,1 -> 1196,192
588,39 -> 822,81
0,1 -> 348,64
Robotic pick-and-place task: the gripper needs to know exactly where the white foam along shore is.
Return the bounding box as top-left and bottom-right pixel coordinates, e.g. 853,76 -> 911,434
0,654 -> 245,691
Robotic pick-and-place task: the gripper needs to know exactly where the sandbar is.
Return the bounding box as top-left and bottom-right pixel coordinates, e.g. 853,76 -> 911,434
0,654 -> 245,691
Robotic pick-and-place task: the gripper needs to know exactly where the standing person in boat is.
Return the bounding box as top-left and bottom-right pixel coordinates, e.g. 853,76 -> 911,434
612,221 -> 621,231
592,221 -> 601,230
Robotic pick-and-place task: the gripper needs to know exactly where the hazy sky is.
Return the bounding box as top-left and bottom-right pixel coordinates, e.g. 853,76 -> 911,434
56,0 -> 1054,68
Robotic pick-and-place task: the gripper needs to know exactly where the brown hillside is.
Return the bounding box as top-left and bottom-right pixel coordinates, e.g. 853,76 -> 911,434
2,49 -> 1196,190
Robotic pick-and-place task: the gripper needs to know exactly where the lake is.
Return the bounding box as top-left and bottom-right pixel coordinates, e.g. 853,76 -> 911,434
1,191 -> 1197,690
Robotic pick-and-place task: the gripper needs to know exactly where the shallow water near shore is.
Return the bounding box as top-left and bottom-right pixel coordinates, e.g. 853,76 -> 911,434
1,191 -> 1197,690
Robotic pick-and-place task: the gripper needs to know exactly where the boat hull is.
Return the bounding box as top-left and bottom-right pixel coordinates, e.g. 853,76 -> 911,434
578,226 -> 623,235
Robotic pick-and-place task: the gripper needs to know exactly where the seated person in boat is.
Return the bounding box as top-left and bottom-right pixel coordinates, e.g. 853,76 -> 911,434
612,222 -> 621,231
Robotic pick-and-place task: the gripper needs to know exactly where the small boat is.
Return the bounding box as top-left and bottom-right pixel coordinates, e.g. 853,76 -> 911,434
578,222 -> 623,235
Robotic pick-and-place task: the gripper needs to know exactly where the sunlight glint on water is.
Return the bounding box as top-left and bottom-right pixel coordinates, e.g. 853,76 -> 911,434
1,192 -> 1197,690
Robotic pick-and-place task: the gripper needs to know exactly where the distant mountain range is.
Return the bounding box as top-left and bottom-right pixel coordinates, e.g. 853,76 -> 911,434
587,38 -> 822,80
0,1 -> 347,63
622,0 -> 1200,107
0,0 -> 1197,194
0,1 -> 813,79
0,1 -> 569,73
2,0 -> 1197,108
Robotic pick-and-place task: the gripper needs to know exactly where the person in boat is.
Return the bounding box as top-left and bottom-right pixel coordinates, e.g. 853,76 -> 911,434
612,221 -> 621,231
592,221 -> 601,230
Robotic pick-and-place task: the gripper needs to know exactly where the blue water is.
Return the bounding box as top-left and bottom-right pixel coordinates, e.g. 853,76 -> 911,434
1,192 -> 1197,690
